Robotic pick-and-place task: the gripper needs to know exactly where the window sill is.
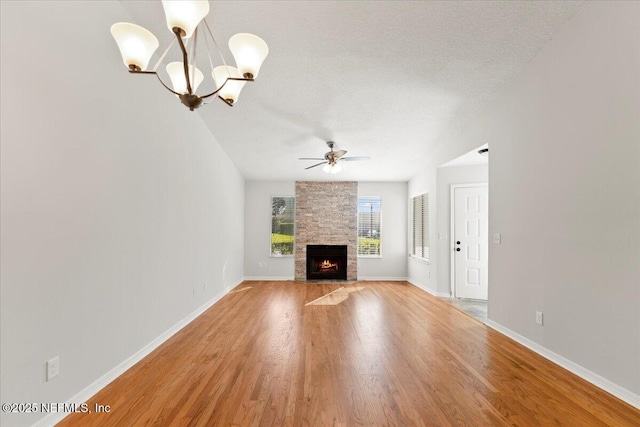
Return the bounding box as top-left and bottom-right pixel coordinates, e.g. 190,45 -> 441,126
270,254 -> 294,258
358,255 -> 382,259
409,255 -> 430,264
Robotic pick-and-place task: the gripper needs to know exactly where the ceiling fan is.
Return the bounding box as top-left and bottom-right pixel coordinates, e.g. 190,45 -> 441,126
299,141 -> 370,174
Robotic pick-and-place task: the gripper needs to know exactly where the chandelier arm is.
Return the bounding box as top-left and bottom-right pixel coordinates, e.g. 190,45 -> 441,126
153,71 -> 182,96
199,80 -> 227,100
129,70 -> 157,75
219,96 -> 234,107
190,28 -> 198,90
127,69 -> 182,96
199,77 -> 253,100
173,28 -> 193,95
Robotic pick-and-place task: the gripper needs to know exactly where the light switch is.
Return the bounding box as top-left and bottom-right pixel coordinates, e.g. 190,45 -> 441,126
493,233 -> 501,244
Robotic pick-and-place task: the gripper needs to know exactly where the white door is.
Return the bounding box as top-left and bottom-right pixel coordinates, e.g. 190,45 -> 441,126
453,185 -> 488,300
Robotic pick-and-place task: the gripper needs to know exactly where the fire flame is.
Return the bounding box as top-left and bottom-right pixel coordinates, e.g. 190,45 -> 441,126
318,259 -> 338,272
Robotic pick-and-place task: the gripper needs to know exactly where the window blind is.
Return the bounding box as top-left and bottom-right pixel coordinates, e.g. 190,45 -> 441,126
412,194 -> 429,259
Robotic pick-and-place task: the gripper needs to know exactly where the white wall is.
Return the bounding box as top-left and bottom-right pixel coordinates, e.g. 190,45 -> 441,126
244,181 -> 296,279
0,2 -> 245,426
489,1 -> 640,400
244,181 -> 408,280
409,1 -> 640,404
436,164 -> 488,296
358,182 -> 408,280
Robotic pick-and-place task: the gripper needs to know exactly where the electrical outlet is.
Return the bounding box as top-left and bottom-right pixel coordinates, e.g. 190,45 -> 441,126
493,233 -> 502,244
47,356 -> 59,381
536,311 -> 544,325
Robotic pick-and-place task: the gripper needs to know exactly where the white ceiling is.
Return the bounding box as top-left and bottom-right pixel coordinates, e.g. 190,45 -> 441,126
440,143 -> 488,168
119,1 -> 582,182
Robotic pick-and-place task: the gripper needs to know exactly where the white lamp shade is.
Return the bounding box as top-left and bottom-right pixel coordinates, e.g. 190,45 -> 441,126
323,163 -> 342,174
110,23 -> 159,70
166,62 -> 204,94
229,33 -> 269,79
161,0 -> 209,38
212,66 -> 247,103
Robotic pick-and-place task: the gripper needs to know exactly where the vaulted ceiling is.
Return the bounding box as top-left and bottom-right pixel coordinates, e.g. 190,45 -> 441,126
119,1 -> 582,181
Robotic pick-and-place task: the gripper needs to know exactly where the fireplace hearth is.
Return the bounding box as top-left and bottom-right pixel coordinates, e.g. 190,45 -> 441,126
306,245 -> 347,280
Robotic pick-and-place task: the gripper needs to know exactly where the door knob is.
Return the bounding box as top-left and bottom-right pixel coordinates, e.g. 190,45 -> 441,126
456,241 -> 461,245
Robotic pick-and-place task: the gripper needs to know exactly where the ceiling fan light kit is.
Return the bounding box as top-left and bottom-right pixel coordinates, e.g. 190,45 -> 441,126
110,0 -> 268,111
323,163 -> 343,174
301,141 -> 370,174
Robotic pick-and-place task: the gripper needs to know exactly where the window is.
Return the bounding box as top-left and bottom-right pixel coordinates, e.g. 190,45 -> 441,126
411,193 -> 429,260
358,197 -> 381,256
271,196 -> 294,256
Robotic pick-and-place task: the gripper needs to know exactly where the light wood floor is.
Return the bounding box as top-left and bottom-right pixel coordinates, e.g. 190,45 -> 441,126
58,281 -> 640,426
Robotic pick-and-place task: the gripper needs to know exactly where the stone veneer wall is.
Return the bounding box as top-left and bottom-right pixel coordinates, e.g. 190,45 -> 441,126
295,181 -> 358,281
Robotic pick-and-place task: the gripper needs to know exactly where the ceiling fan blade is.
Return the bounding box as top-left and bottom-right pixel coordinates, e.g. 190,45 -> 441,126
342,156 -> 371,161
299,157 -> 325,160
305,161 -> 327,170
334,150 -> 347,158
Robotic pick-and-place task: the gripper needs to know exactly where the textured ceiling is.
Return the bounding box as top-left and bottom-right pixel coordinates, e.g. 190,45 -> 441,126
119,0 -> 583,182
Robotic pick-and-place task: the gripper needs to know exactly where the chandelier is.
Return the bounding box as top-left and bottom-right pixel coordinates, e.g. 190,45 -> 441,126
110,0 -> 268,111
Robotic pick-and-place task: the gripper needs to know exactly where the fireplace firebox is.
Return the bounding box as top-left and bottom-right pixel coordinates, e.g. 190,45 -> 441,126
306,245 -> 347,281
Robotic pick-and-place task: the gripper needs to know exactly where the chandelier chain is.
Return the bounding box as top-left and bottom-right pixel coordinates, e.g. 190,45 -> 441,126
152,38 -> 176,73
204,20 -> 230,71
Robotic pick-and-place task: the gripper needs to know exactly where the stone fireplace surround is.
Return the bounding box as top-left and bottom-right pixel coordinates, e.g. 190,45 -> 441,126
294,181 -> 357,281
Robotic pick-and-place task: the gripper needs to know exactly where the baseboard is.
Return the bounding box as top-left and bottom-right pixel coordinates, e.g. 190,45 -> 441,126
243,277 -> 409,283
224,278 -> 246,293
406,278 -> 450,298
358,276 -> 408,281
485,320 -> 640,410
33,283 -> 236,427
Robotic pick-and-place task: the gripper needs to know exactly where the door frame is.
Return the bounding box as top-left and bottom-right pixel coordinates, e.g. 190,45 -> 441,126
450,182 -> 489,297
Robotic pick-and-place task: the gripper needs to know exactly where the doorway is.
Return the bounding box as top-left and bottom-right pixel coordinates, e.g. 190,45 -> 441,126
451,183 -> 488,300
437,144 -> 489,322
